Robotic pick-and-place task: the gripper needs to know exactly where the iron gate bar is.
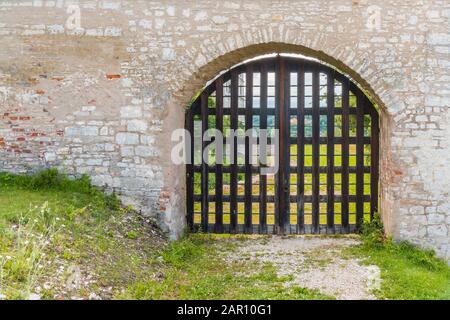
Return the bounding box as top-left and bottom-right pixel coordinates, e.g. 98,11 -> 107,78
370,106 -> 380,220
186,56 -> 379,235
326,68 -> 335,232
312,65 -> 320,233
197,224 -> 359,234
230,69 -> 238,233
203,107 -> 366,116
341,76 -> 350,232
193,165 -> 373,174
200,91 -> 209,232
215,76 -> 224,233
259,63 -> 268,234
296,61 -> 305,233
244,65 -> 253,233
356,89 -> 365,229
274,57 -> 280,232
202,108 -> 366,117
278,55 -> 290,234
185,108 -> 194,230
190,136 -> 372,145
193,194 -> 372,202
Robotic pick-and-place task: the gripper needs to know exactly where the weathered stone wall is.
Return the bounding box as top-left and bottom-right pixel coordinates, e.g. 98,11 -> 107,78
0,1 -> 449,261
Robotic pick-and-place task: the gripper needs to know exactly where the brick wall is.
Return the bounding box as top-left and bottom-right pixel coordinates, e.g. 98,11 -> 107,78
0,0 -> 449,261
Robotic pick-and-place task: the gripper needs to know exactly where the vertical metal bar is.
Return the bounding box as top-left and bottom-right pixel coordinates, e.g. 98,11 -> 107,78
200,92 -> 209,232
370,106 -> 380,221
230,70 -> 238,233
276,55 -> 289,234
356,91 -> 365,230
326,70 -> 335,232
259,64 -> 268,234
297,64 -> 305,233
311,66 -> 320,233
274,58 -> 281,233
186,108 -> 194,231
215,77 -> 224,233
341,78 -> 350,232
244,65 -> 253,233
285,61 -> 292,233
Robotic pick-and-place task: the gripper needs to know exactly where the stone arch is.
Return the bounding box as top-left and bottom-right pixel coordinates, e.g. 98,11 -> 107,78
159,40 -> 399,239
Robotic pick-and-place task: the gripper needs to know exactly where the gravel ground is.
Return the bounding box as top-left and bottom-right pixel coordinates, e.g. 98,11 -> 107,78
225,236 -> 381,300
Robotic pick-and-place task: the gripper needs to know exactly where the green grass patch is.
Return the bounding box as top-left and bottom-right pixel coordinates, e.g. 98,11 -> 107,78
0,168 -> 120,211
2,169 -> 448,300
119,236 -> 332,300
348,215 -> 450,300
0,169 -> 159,299
0,169 -> 326,300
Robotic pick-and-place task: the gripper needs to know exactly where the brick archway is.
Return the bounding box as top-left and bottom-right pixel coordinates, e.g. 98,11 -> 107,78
160,42 -> 394,240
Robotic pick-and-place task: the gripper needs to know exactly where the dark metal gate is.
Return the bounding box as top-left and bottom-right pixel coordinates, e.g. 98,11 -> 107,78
186,55 -> 379,234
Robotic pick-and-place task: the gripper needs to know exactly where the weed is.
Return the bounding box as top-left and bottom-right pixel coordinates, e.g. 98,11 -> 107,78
0,169 -> 120,212
359,213 -> 387,247
161,237 -> 205,268
0,203 -> 60,299
126,231 -> 139,240
349,214 -> 450,299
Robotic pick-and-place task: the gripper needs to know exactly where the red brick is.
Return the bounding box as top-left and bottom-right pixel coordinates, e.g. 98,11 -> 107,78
106,74 -> 121,80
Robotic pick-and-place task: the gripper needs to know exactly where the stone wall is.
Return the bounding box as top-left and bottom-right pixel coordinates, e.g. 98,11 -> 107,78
0,0 -> 449,261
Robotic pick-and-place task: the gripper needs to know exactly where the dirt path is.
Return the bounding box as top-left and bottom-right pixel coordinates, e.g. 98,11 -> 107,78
224,236 -> 381,300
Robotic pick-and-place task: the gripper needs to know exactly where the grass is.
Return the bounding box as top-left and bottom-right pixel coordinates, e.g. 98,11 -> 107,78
0,169 -> 164,299
119,235 -> 331,300
0,169 -> 329,300
0,169 -> 448,300
123,226 -> 450,300
347,215 -> 450,300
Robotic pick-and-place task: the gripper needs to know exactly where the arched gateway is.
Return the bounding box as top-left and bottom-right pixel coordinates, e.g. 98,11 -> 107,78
186,55 -> 379,235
